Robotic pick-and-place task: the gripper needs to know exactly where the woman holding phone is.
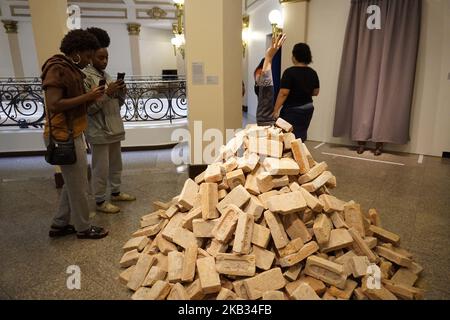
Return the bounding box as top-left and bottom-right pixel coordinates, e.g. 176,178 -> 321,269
84,27 -> 135,214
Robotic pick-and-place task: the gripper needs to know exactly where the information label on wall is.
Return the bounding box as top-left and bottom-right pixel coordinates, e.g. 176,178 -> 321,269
206,75 -> 219,85
192,62 -> 205,85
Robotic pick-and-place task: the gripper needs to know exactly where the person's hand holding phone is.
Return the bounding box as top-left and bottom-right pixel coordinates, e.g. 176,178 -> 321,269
87,85 -> 105,101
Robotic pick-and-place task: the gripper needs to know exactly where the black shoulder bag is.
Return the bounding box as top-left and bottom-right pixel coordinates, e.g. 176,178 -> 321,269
45,111 -> 77,165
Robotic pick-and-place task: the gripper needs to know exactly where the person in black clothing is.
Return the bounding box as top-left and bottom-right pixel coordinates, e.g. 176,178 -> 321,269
273,43 -> 320,141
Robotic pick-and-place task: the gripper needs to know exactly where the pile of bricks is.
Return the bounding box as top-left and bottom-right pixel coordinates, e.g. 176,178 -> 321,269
118,119 -> 424,300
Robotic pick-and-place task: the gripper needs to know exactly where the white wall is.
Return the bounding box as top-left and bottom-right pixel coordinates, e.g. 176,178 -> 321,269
17,21 -> 40,76
139,27 -> 177,76
0,25 -> 14,77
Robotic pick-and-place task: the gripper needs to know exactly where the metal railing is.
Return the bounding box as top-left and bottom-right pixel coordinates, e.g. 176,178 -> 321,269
0,76 -> 188,128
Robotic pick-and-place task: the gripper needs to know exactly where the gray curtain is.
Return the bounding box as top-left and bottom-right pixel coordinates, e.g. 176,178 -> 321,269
333,0 -> 421,144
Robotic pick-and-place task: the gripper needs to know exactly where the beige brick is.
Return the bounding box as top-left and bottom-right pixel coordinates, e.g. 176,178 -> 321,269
131,280 -> 171,300
206,239 -> 228,257
297,162 -> 327,185
365,236 -> 378,249
313,214 -> 333,246
244,173 -> 260,195
301,209 -> 314,224
353,287 -> 368,300
344,203 -> 365,237
186,279 -> 206,300
120,249 -> 140,268
194,170 -> 205,185
282,132 -> 296,151
153,201 -> 171,211
217,288 -> 238,300
119,266 -> 136,286
212,205 -> 240,243
322,290 -> 337,300
256,172 -> 274,193
381,279 -> 424,300
251,223 -> 271,248
318,194 -> 345,213
348,228 -> 379,263
328,279 -> 358,300
326,175 -> 337,188
165,204 -> 179,218
391,268 -> 418,287
299,187 -> 324,212
279,241 -> 319,267
285,277 -> 324,297
283,264 -> 302,281
408,262 -> 423,275
233,212 -> 254,254
140,210 -> 163,228
223,157 -> 238,173
305,255 -> 347,289
262,291 -> 285,300
204,164 -> 223,183
167,251 -> 184,283
215,253 -> 256,277
216,185 -> 251,215
282,213 -> 312,243
258,190 -> 280,209
330,212 -> 349,229
264,210 -> 290,249
301,171 -> 333,193
277,237 -> 304,257
289,181 -> 301,192
132,219 -> 167,238
361,278 -> 398,300
238,153 -> 260,173
199,183 -> 219,220
232,280 -> 250,299
291,139 -> 310,174
192,219 -> 219,238
161,213 -> 185,241
178,179 -> 199,211
272,175 -> 290,188
196,257 -> 222,294
291,283 -> 321,300
197,247 -> 211,258
267,191 -> 307,215
172,227 -> 202,249
155,234 -> 177,255
321,229 -> 354,253
180,244 -> 197,283
243,268 -> 286,300
218,176 -> 230,191
251,245 -> 275,270
368,208 -> 382,227
226,169 -> 246,189
248,137 -> 284,158
350,256 -> 371,278
275,117 -> 293,132
376,246 -> 412,268
244,196 -> 265,220
142,266 -> 167,287
127,253 -> 156,291
263,158 -> 300,176
167,282 -> 190,300
123,236 -> 149,253
369,225 -> 400,246
218,189 -> 228,200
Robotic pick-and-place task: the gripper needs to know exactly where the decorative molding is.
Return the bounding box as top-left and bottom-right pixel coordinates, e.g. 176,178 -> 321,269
147,6 -> 167,19
127,22 -> 141,35
245,0 -> 259,10
136,8 -> 175,20
2,20 -> 18,34
279,0 -> 310,3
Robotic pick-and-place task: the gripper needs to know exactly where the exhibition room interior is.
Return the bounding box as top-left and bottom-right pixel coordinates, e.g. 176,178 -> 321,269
0,0 -> 449,301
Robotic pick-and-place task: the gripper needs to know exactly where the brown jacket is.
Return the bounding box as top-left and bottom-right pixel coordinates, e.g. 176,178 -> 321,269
41,54 -> 87,140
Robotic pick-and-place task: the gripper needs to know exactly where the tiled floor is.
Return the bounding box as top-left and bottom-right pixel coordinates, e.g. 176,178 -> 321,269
0,139 -> 449,300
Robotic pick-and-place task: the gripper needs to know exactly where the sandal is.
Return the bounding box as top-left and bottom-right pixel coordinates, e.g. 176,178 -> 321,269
49,224 -> 76,238
77,226 -> 109,240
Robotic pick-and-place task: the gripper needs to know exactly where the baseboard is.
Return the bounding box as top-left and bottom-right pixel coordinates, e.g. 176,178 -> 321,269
188,164 -> 208,180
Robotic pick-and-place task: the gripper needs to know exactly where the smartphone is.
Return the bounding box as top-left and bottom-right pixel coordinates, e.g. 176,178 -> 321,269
117,73 -> 126,81
99,79 -> 106,87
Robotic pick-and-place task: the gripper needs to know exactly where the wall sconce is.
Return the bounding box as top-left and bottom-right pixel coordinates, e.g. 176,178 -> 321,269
242,15 -> 250,58
268,9 -> 283,39
171,0 -> 185,59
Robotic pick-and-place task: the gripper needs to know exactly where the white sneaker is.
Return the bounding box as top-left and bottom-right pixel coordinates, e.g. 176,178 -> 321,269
96,201 -> 120,214
111,192 -> 136,202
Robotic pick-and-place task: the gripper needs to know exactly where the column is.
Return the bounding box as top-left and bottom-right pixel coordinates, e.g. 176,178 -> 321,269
280,0 -> 309,72
29,0 -> 68,67
1,20 -> 25,77
184,0 -> 242,173
127,23 -> 142,76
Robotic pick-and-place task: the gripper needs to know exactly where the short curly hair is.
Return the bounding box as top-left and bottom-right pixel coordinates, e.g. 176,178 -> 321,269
60,29 -> 101,55
292,43 -> 312,65
86,27 -> 111,48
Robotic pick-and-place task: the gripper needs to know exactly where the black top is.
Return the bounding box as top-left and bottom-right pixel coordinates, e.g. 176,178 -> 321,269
280,66 -> 320,108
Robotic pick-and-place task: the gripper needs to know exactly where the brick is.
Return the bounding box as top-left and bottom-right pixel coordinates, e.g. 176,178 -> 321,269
285,277 -> 323,297
244,196 -> 265,220
279,241 -> 319,267
223,157 -> 238,173
344,203 -> 365,237
180,208 -> 202,231
218,189 -> 228,200
318,194 -> 345,213
238,153 -> 259,173
226,169 -> 246,189
258,190 -> 280,209
218,176 -> 230,191
194,170 -> 205,185
199,183 -> 219,220
275,117 -> 293,132
278,237 -> 304,257
215,253 -> 256,277
322,290 -> 337,300
262,291 -> 285,300
301,171 -> 333,193
181,244 -> 198,283
233,212 -> 254,254
178,179 -> 199,210
132,219 -> 167,238
167,251 -> 184,283
391,268 -> 418,287
256,172 -> 274,193
361,278 -> 398,300
140,210 -> 163,228
328,279 -> 358,300
217,288 -> 238,300
381,279 -> 424,300
153,201 -> 171,211
353,288 -> 368,300
248,137 -> 284,158
305,255 -> 347,289
251,245 -> 275,270
186,279 -> 206,300
291,139 -> 310,174
216,185 -> 251,215
119,266 -> 135,286
380,260 -> 394,279
264,210 -> 290,249
196,257 -> 222,294
408,262 -> 424,275
376,246 -> 413,268
350,256 -> 371,278
284,264 -> 302,281
120,249 -> 140,268
143,266 -> 167,287
131,280 -> 171,300
161,213 -> 185,241
204,164 -> 223,183
206,239 -> 228,257
326,176 -> 337,188
212,205 -> 240,243
282,132 -> 296,151
368,208 -> 382,227
267,191 -> 307,215
243,268 -> 286,300
197,247 -> 211,258
369,225 -> 400,246
192,219 -> 219,238
123,236 -> 149,252
165,204 -> 179,218
127,253 -> 155,291
232,280 -> 250,300
282,213 -> 312,243
313,214 -> 333,246
172,227 -> 202,249
263,158 -> 300,176
291,283 -> 321,300
321,229 -> 354,253
300,187 -> 324,212
348,228 -> 379,263
155,234 -> 177,254
244,173 -> 260,195
365,236 -> 378,249
272,175 -> 290,188
330,212 -> 349,229
298,162 -> 328,185
167,282 -> 189,300
251,223 -> 271,248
